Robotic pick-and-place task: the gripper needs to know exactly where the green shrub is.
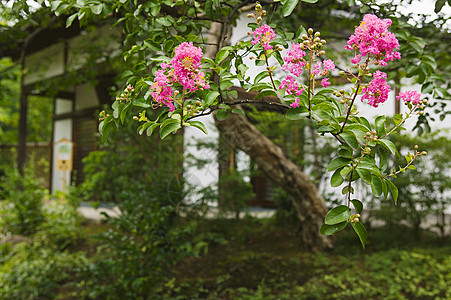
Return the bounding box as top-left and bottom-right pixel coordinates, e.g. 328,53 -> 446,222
0,167 -> 45,236
0,242 -> 86,300
37,197 -> 83,250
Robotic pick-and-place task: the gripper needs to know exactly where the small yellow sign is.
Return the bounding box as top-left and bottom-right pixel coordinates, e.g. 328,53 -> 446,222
55,138 -> 73,171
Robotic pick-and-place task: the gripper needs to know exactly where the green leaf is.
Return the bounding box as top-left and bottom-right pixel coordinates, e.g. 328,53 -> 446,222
351,222 -> 367,248
160,119 -> 181,139
338,145 -> 353,158
296,24 -> 307,38
163,40 -> 174,53
66,13 -> 78,28
356,168 -> 372,184
435,0 -> 446,13
215,49 -> 229,65
370,175 -> 383,197
220,80 -> 233,90
231,108 -> 246,116
216,110 -> 229,121
254,71 -> 269,84
320,221 -> 347,235
286,106 -> 309,120
345,123 -> 370,133
147,123 -> 159,136
91,4 -> 103,15
377,139 -> 398,156
204,91 -> 220,106
156,16 -> 172,27
351,199 -> 363,214
254,90 -> 278,99
188,121 -> 208,135
331,169 -> 345,187
120,102 -> 131,124
378,148 -> 388,171
327,157 -> 352,172
339,131 -> 359,149
325,205 -> 351,225
357,161 -> 381,176
385,178 -> 399,204
375,116 -> 386,137
301,0 -> 319,2
282,0 -> 299,17
133,100 -> 151,108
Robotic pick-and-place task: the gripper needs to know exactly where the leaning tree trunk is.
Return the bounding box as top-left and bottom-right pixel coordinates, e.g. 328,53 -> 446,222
215,111 -> 334,250
205,13 -> 333,250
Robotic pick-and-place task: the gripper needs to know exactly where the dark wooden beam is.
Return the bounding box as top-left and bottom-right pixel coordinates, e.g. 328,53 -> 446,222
17,90 -> 28,173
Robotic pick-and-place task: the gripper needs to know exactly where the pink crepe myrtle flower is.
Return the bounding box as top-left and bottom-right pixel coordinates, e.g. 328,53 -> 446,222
290,98 -> 300,108
150,69 -> 176,111
170,42 -> 209,92
345,14 -> 401,66
279,75 -> 304,108
251,24 -> 276,51
149,42 -> 210,110
312,61 -> 322,76
396,90 -> 421,105
282,43 -> 307,76
323,59 -> 335,72
279,75 -> 304,96
321,78 -> 331,88
361,70 -> 390,108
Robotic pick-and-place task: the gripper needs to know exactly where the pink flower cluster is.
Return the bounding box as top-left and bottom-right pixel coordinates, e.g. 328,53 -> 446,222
279,75 -> 304,108
361,70 -> 391,108
312,59 -> 335,76
345,14 -> 401,66
150,69 -> 175,111
251,24 -> 276,51
150,42 -> 210,111
281,43 -> 306,76
396,90 -> 421,104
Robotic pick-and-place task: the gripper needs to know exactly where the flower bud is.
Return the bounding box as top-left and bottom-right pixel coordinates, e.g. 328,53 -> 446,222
301,34 -> 308,40
319,50 -> 325,55
418,111 -> 424,115
257,17 -> 262,22
314,32 -> 321,37
261,10 -> 266,16
356,214 -> 360,218
414,145 -> 418,149
314,37 -> 321,43
321,39 -> 326,44
308,28 -> 313,34
354,218 -> 359,222
255,3 -> 262,11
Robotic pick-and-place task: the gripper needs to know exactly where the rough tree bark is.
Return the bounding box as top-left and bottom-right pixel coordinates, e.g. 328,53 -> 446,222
215,111 -> 334,250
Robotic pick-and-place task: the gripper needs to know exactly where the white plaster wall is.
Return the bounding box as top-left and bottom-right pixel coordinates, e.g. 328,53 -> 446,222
183,115 -> 219,203
51,99 -> 73,193
23,43 -> 64,86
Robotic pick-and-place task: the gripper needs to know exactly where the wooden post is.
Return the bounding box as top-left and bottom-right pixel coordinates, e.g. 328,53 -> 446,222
17,48 -> 28,174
